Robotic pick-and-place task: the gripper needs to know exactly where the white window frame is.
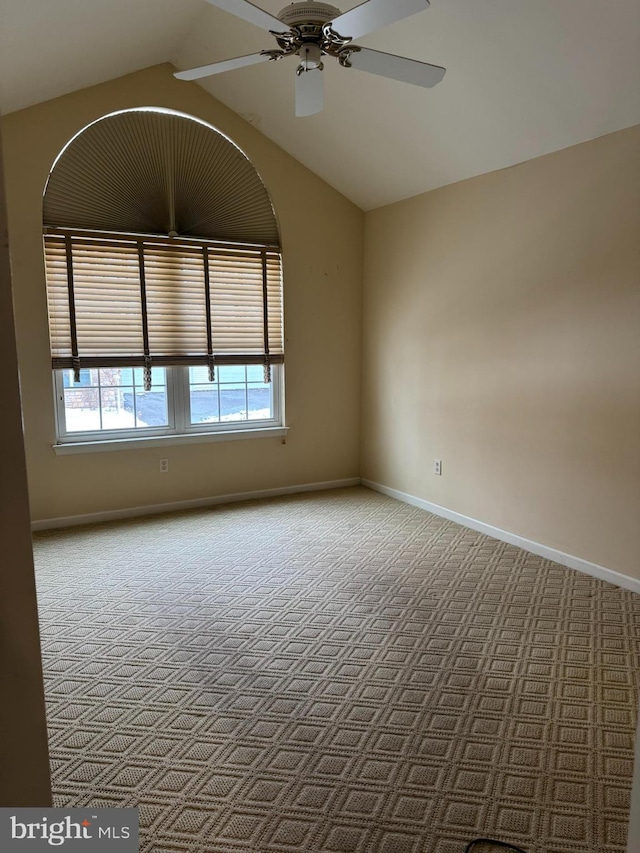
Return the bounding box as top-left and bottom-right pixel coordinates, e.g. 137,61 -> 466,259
53,364 -> 285,453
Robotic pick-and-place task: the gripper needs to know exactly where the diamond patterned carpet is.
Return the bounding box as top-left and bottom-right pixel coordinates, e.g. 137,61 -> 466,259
33,486 -> 640,853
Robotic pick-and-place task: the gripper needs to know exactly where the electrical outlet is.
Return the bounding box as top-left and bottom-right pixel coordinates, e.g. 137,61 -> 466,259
434,459 -> 442,476
159,458 -> 169,473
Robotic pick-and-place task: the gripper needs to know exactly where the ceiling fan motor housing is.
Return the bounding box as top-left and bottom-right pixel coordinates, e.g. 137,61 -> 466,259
277,3 -> 342,28
275,2 -> 351,62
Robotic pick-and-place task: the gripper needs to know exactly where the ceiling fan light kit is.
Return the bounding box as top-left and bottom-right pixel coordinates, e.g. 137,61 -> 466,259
175,0 -> 446,117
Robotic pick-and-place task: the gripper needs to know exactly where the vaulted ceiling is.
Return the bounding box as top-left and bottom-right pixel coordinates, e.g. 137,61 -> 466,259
1,0 -> 639,209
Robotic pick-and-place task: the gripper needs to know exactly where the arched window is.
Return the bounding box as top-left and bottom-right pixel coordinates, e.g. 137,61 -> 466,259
43,108 -> 284,446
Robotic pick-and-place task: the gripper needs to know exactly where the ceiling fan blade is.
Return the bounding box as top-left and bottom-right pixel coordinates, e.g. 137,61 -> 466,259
328,0 -> 429,41
347,47 -> 445,88
174,52 -> 273,81
295,69 -> 324,117
204,0 -> 286,33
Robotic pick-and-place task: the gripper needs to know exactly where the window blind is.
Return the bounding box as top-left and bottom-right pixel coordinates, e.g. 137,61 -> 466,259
43,109 -> 280,247
45,231 -> 283,386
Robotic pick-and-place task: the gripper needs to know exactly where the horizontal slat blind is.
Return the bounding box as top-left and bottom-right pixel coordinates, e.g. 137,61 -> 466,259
209,248 -> 266,355
145,245 -> 208,356
73,241 -> 143,357
265,252 -> 284,359
44,232 -> 283,377
44,239 -> 73,358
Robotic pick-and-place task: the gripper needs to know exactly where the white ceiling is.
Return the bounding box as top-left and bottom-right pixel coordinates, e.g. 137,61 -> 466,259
1,0 -> 639,210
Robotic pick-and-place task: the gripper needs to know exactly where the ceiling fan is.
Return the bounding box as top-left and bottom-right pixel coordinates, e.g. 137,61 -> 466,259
175,0 -> 446,117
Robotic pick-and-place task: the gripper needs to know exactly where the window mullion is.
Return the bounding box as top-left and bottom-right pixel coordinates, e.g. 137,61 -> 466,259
170,366 -> 189,431
131,374 -> 137,428
167,366 -> 179,432
54,372 -> 68,437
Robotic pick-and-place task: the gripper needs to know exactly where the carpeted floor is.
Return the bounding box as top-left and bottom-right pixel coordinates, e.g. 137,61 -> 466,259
33,486 -> 640,853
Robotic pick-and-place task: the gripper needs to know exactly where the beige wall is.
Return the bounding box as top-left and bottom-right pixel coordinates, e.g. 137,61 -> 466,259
362,125 -> 640,578
0,126 -> 51,805
1,64 -> 363,522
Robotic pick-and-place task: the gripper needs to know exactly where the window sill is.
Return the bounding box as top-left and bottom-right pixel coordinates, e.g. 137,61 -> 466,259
53,426 -> 289,455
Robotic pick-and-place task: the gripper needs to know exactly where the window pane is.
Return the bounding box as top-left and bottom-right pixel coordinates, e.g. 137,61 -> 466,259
63,368 -> 96,388
186,364 -> 277,427
102,367 -> 134,386
246,365 -> 267,382
189,365 -> 210,384
101,385 -> 136,430
150,367 -> 166,386
190,387 -> 219,424
220,386 -> 248,421
133,386 -> 169,428
59,367 -> 168,434
63,387 -> 101,432
218,364 -> 246,384
247,385 -> 272,420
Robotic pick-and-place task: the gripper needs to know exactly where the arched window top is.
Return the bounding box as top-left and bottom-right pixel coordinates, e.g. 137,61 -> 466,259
43,108 -> 280,247
42,107 -> 284,426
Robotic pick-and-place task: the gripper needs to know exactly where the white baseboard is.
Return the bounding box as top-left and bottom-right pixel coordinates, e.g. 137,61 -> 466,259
362,479 -> 640,595
31,478 -> 361,531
